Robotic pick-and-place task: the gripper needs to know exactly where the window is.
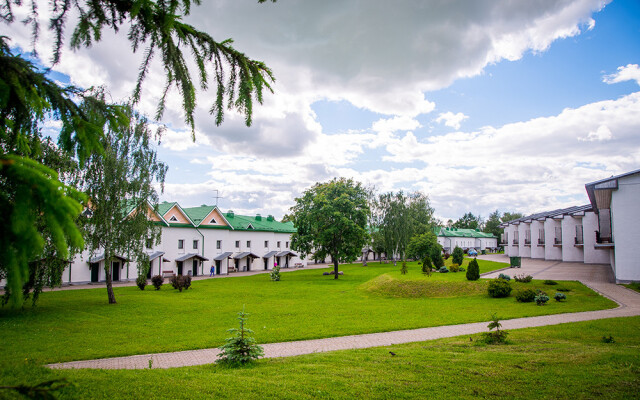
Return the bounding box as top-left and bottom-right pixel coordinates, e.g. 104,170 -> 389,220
575,225 -> 584,244
169,215 -> 178,222
209,217 -> 217,224
286,241 -> 289,248
264,240 -> 269,248
247,241 -> 251,248
216,240 -> 221,249
193,240 -> 199,249
555,227 -> 562,244
538,229 -> 545,244
146,238 -> 152,249
235,240 -> 240,248
277,241 -> 281,248
178,239 -> 184,249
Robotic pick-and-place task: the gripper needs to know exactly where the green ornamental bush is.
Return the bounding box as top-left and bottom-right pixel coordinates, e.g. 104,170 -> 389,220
400,261 -> 408,275
466,258 -> 480,281
452,246 -> 464,266
421,255 -> 432,276
136,275 -> 147,290
431,247 -> 444,269
438,267 -> 449,273
449,263 -> 460,273
498,273 -> 511,281
514,274 -> 533,283
270,264 -> 281,281
487,278 -> 512,298
515,288 -> 537,303
554,292 -> 567,301
151,275 -> 163,290
543,280 -> 558,285
535,291 -> 550,305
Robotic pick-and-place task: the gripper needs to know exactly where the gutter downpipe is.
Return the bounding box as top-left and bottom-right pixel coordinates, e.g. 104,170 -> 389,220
195,226 -> 205,275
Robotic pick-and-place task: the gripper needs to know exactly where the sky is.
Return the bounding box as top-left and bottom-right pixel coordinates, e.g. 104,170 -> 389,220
2,0 -> 640,222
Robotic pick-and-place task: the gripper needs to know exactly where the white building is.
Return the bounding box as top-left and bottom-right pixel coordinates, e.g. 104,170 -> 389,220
62,202 -> 306,284
436,228 -> 498,253
501,169 -> 640,283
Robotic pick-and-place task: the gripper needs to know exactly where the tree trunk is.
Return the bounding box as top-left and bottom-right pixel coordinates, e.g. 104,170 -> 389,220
105,262 -> 117,304
332,255 -> 339,280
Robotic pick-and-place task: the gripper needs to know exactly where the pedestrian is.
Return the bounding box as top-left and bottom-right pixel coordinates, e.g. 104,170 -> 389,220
210,265 -> 215,277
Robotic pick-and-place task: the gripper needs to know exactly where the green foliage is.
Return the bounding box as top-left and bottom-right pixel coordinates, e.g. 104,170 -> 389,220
514,274 -> 533,283
453,212 -> 482,229
430,247 -> 444,269
421,256 -> 432,276
217,309 -> 264,366
535,291 -> 550,306
515,288 -> 537,303
482,313 -> 509,344
0,378 -> 69,399
270,264 -> 281,281
498,273 -> 511,281
136,276 -> 147,290
488,279 -> 512,298
400,261 -> 408,275
451,246 -> 464,265
449,263 -> 460,273
290,178 -> 370,279
544,280 -> 558,285
484,210 -> 502,239
554,292 -> 567,302
151,275 -> 164,290
182,275 -> 192,290
406,232 -> 439,261
556,287 -> 571,292
169,275 -> 191,292
466,258 -> 480,281
601,335 -> 615,343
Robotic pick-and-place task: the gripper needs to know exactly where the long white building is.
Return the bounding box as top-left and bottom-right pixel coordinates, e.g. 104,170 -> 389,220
501,169 -> 640,283
63,202 -> 306,284
436,227 -> 498,253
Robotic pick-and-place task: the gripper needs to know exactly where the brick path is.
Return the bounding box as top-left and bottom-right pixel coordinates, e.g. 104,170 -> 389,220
47,257 -> 640,370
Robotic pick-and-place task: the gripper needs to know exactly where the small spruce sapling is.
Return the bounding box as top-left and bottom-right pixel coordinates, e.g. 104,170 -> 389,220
452,246 -> 464,266
217,308 -> 264,365
400,261 -> 408,275
421,256 -> 432,276
466,258 -> 480,281
270,264 -> 281,281
482,313 -> 509,344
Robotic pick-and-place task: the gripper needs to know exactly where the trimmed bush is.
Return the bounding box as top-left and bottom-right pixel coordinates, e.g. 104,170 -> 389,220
466,258 -> 480,281
431,247 -> 444,270
554,292 -> 567,302
169,275 -> 179,289
543,280 -> 558,285
488,279 -> 512,298
182,275 -> 192,290
452,246 -> 464,266
400,261 -> 408,275
438,267 -> 449,273
498,273 -> 511,281
421,256 -> 432,276
270,264 -> 281,281
449,263 -> 460,273
151,275 -> 164,290
514,274 -> 533,283
170,275 -> 190,292
556,287 -> 571,292
535,291 -> 550,305
515,288 -> 537,303
136,276 -> 147,290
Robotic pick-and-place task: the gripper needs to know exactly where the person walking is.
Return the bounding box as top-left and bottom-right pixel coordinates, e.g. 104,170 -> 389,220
210,265 -> 215,277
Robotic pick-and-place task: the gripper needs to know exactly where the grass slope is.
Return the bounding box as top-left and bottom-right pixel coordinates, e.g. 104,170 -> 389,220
2,317 -> 639,399
0,260 -> 615,368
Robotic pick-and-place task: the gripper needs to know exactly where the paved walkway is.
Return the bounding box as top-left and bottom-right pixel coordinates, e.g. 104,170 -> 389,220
48,256 -> 640,370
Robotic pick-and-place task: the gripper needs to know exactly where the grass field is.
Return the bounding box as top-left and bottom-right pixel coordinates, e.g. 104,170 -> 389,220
2,317 -> 639,399
0,258 -> 626,398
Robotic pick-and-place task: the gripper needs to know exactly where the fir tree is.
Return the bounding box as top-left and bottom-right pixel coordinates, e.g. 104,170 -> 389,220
466,258 -> 480,281
217,308 -> 264,365
452,246 -> 464,266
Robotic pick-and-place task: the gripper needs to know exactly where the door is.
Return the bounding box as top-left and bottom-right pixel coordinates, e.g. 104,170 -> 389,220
177,261 -> 183,275
264,258 -> 268,270
147,260 -> 153,278
246,258 -> 250,271
90,262 -> 99,282
285,257 -> 289,268
112,261 -> 120,281
192,259 -> 198,276
215,260 -> 221,275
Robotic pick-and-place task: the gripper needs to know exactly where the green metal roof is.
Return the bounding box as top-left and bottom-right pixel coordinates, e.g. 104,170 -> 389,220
157,201 -> 177,216
224,211 -> 296,233
438,227 -> 497,238
182,205 -> 217,226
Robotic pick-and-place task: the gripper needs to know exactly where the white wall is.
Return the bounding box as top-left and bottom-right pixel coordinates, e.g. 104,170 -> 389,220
544,218 -> 562,260
583,211 -> 610,264
518,223 -> 531,258
561,216 -> 584,262
611,173 -> 640,281
530,220 -> 545,259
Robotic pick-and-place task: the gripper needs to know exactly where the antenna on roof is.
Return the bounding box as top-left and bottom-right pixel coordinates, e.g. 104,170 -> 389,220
212,189 -> 224,207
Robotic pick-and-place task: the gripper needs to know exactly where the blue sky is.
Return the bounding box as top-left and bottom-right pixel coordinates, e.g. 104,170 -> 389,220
4,0 -> 640,222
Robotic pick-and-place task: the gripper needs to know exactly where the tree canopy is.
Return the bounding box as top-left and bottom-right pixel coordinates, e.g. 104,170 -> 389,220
452,212 -> 482,230
289,178 -> 370,279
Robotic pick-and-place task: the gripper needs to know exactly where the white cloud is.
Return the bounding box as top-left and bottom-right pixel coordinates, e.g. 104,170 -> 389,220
603,64 -> 640,86
579,125 -> 613,142
372,116 -> 421,133
435,112 -> 469,130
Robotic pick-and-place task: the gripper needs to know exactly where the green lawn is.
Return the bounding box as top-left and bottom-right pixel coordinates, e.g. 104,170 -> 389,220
2,317 -> 639,399
0,259 -> 615,369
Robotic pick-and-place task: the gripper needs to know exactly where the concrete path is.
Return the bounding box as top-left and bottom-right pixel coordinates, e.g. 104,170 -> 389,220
48,256 -> 640,370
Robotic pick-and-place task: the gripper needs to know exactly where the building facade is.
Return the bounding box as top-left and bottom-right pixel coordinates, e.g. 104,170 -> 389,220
436,228 -> 498,253
62,202 -> 305,284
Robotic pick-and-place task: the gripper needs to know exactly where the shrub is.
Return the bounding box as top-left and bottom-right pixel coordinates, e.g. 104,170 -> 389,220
482,313 -> 508,344
514,274 -> 533,283
452,246 -> 464,266
602,335 -> 615,343
554,292 -> 567,302
400,261 -> 408,275
151,275 -> 164,290
488,279 -> 512,298
431,247 -> 444,269
449,263 -> 460,273
421,256 -> 432,276
136,276 -> 147,290
543,280 -> 558,285
270,264 -> 281,281
466,258 -> 480,281
169,275 -> 179,289
443,252 -> 450,260
182,275 -> 192,290
217,309 -> 264,365
535,291 -> 550,305
556,287 -> 571,292
438,267 -> 449,273
515,288 -> 536,303
170,275 -> 189,292
498,273 -> 511,281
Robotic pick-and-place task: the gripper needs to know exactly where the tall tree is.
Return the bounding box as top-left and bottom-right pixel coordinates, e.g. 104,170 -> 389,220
290,178 -> 370,279
406,232 -> 440,261
484,210 -> 502,238
453,212 -> 482,230
501,211 -> 524,223
78,106 -> 166,304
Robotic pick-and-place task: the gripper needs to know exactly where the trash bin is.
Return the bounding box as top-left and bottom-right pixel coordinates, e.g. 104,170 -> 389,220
481,249 -> 486,255
509,256 -> 521,268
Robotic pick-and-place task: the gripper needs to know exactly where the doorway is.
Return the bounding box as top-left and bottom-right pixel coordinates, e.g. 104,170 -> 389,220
215,260 -> 221,275
147,260 -> 153,279
177,261 -> 183,275
112,261 -> 120,281
192,259 -> 198,276
246,258 -> 251,271
263,258 -> 268,270
90,262 -> 99,282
